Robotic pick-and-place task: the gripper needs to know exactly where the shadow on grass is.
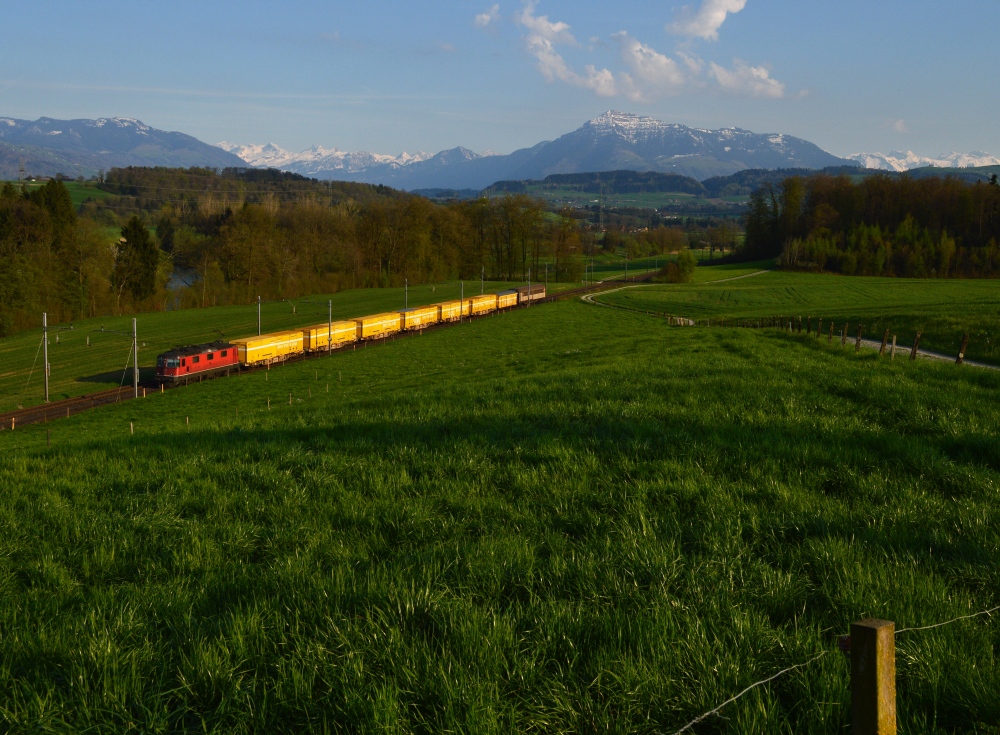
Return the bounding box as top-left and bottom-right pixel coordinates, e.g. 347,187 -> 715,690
77,367 -> 159,384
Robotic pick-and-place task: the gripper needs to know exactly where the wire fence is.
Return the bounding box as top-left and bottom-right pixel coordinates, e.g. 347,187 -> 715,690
669,604 -> 1000,733
584,294 -> 996,371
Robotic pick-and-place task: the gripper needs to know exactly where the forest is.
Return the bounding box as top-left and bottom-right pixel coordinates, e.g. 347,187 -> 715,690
745,172 -> 1000,277
0,167 -> 713,337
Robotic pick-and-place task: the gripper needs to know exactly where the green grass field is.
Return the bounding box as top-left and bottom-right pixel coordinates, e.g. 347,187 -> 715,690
2,300 -> 999,732
12,180 -> 114,207
596,269 -> 1000,364
0,281 -> 559,413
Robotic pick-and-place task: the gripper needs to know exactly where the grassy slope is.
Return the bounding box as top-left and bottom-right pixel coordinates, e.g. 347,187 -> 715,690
0,281 -> 557,413
597,269 -> 1000,364
2,301 -> 1000,732
12,180 -> 114,207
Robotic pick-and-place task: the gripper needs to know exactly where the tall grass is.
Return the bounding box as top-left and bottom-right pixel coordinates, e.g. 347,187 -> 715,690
1,302 -> 999,732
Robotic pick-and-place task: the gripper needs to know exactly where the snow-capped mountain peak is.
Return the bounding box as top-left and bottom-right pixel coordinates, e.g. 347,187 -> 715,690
847,150 -> 1000,172
218,141 -> 435,175
586,110 -> 685,143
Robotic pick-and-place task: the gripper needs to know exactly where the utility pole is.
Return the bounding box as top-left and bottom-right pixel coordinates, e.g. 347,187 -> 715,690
460,281 -> 464,322
481,266 -> 484,295
527,268 -> 531,308
132,318 -> 139,399
327,300 -> 332,356
42,313 -> 49,403
405,278 -> 408,310
257,296 -> 261,336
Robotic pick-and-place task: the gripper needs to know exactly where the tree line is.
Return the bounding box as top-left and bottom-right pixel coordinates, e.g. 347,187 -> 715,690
2,169 -> 597,336
744,173 -> 1000,277
0,165 -> 801,338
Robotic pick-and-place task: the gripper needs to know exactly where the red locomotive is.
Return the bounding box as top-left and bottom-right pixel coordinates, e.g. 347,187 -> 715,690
155,341 -> 240,384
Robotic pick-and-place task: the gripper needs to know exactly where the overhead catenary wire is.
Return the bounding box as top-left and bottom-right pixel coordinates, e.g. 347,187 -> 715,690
15,333 -> 46,409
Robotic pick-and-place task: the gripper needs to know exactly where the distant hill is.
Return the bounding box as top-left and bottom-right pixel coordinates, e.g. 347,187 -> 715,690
0,117 -> 247,179
224,111 -> 857,190
484,170 -> 708,197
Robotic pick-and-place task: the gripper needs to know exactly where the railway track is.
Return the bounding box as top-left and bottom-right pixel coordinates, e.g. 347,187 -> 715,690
0,386 -> 141,432
0,275 -> 651,433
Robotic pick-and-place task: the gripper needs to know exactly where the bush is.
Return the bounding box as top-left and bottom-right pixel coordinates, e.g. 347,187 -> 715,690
659,248 -> 697,283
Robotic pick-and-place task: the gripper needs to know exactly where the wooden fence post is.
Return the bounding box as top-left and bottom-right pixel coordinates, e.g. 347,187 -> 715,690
817,318 -> 823,337
851,618 -> 896,735
856,324 -> 863,353
807,316 -> 811,335
910,331 -> 922,361
828,321 -> 834,342
956,333 -> 969,365
842,324 -> 848,346
891,335 -> 897,360
879,330 -> 890,356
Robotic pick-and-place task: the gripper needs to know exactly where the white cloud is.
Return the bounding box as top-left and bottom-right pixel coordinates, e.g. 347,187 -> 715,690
513,3 -> 789,103
613,32 -> 686,99
668,0 -> 747,41
517,2 -> 577,45
892,119 -> 908,133
676,50 -> 704,75
582,65 -> 618,97
474,4 -> 500,28
708,59 -> 785,98
517,3 -> 617,96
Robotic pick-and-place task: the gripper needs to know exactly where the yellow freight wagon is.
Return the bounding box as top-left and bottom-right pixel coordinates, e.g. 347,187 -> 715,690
232,330 -> 305,366
436,299 -> 468,322
355,312 -> 403,339
468,294 -> 497,315
496,289 -> 518,309
400,306 -> 439,330
302,321 -> 358,351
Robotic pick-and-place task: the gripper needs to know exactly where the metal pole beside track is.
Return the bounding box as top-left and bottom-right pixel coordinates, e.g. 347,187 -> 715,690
257,295 -> 261,336
405,278 -> 408,310
132,318 -> 138,399
43,313 -> 49,403
328,300 -> 332,356
527,268 -> 531,308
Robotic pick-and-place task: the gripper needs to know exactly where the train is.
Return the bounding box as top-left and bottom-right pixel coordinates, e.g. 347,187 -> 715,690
155,284 -> 546,384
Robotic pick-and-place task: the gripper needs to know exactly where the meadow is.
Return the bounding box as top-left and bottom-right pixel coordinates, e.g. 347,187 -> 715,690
2,299 -> 999,733
597,268 -> 1000,364
0,280 -> 553,413
13,179 -> 114,207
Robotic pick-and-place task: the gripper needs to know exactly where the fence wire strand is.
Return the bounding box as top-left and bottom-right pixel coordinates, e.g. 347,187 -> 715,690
897,604 -> 1000,634
669,651 -> 828,735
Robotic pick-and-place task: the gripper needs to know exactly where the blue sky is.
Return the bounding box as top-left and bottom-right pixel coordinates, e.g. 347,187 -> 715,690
2,0 -> 998,158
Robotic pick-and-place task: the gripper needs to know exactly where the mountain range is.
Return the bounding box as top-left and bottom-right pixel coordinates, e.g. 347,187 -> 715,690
0,116 -> 245,179
3,112 -> 998,190
844,150 -> 1000,172
222,111 -> 857,189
